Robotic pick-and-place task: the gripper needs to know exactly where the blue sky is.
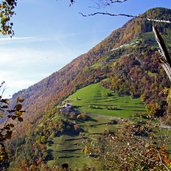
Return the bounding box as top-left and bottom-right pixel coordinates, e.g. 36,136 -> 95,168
0,0 -> 171,97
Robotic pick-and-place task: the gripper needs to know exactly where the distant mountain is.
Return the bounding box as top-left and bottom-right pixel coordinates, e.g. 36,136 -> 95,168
11,7 -> 171,133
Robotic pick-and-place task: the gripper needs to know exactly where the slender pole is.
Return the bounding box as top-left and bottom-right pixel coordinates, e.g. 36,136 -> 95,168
153,26 -> 171,81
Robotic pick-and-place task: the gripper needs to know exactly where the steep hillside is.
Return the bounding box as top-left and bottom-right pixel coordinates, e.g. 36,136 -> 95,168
11,7 -> 171,133
6,7 -> 171,170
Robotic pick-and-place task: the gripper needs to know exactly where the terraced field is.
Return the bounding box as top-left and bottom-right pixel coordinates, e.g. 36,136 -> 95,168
47,114 -> 118,169
46,84 -> 146,169
46,84 -> 171,169
65,83 -> 145,118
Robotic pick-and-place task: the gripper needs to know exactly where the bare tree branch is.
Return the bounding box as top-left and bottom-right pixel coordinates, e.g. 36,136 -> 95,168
70,1 -> 171,25
86,0 -> 128,9
103,0 -> 128,6
69,0 -> 128,5
147,18 -> 171,24
153,26 -> 171,66
109,0 -> 127,3
69,0 -> 75,6
79,12 -> 137,18
79,12 -> 171,24
153,26 -> 171,81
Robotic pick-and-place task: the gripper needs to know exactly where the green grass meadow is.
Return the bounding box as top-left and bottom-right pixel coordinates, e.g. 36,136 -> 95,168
47,84 -> 171,169
47,114 -> 116,169
66,83 -> 145,118
48,82 -> 141,169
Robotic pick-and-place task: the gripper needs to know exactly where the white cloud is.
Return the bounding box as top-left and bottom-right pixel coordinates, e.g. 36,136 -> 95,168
0,31 -> 94,98
0,37 -> 82,97
0,36 -> 33,43
0,33 -> 82,46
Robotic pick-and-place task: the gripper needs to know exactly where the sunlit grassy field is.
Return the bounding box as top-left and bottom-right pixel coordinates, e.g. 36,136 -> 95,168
47,84 -> 171,169
66,83 -> 145,118
47,114 -> 117,169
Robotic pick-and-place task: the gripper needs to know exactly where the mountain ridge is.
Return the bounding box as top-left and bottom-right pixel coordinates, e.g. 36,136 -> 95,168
5,7 -> 171,170
10,7 -> 171,131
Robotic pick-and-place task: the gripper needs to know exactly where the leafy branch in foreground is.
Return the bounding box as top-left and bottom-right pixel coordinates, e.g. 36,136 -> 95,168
0,82 -> 24,170
0,0 -> 17,36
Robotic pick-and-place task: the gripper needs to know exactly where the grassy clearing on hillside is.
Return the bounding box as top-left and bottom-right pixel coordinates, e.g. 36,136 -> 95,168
46,83 -> 171,169
47,134 -> 96,169
65,83 -> 145,118
47,114 -> 118,169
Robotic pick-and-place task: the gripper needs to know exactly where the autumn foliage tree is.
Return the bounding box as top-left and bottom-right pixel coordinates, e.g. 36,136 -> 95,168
84,121 -> 171,170
0,0 -> 17,36
0,82 -> 24,170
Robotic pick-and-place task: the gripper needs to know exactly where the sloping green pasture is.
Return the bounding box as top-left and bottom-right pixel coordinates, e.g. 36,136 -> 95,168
66,83 -> 145,118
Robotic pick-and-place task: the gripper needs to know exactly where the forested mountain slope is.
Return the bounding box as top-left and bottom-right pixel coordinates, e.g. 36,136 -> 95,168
11,7 -> 171,132
6,7 -> 171,170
